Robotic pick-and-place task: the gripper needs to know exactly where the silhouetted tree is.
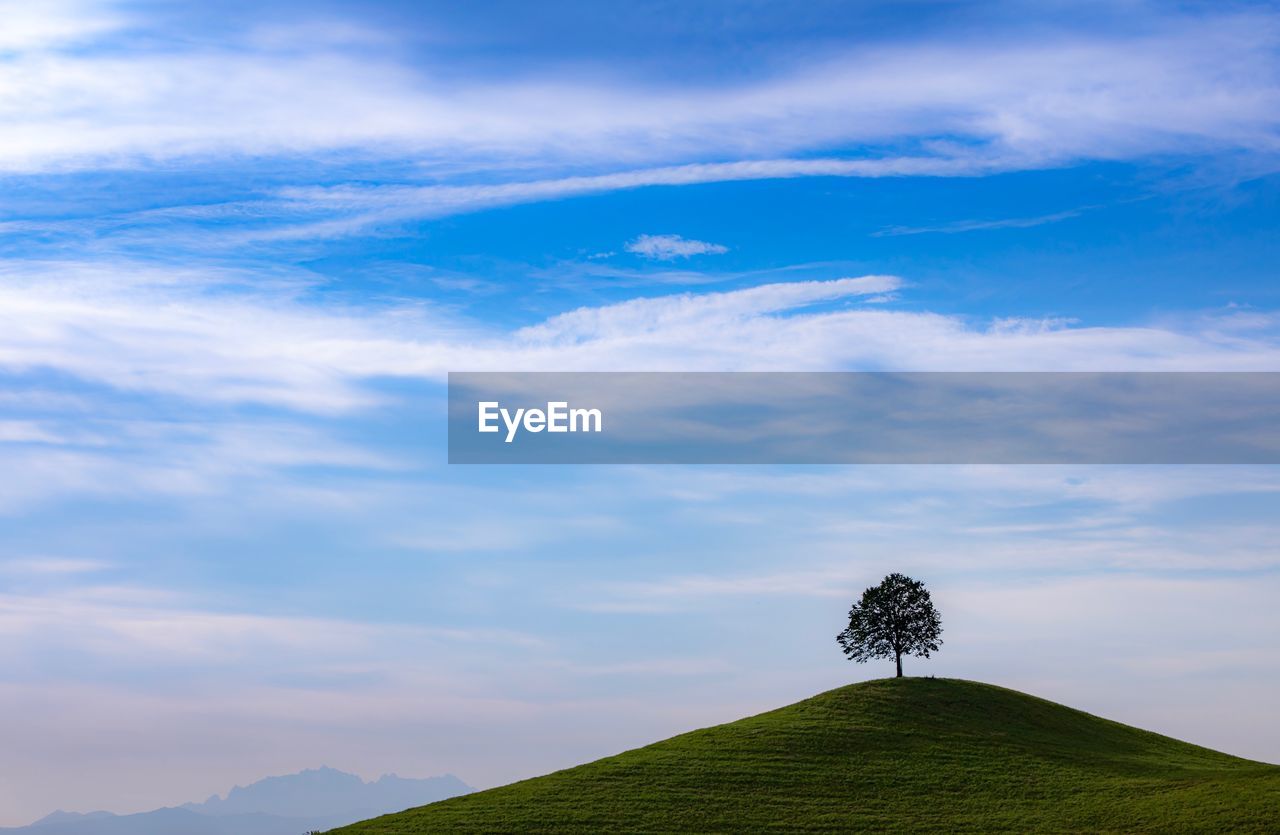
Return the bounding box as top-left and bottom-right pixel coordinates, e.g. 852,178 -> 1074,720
836,573 -> 942,677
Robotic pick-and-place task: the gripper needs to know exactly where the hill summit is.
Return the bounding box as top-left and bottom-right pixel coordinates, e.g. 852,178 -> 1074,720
332,677 -> 1280,833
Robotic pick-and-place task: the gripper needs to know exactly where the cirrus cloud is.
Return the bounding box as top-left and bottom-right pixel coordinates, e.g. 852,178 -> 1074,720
0,5 -> 1278,176
1,262 -> 1279,414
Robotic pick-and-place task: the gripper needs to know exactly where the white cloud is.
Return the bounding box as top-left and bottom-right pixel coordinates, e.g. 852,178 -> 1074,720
2,262 -> 1279,413
0,0 -> 123,51
0,8 -> 1277,174
625,234 -> 729,260
251,158 -> 985,242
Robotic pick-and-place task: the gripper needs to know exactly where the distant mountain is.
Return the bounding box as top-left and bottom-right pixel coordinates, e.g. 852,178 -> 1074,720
6,767 -> 470,835
8,807 -> 346,835
184,766 -> 469,819
20,814 -> 113,828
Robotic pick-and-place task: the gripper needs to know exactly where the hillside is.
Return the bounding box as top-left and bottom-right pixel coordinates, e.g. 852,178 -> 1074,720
331,678 -> 1280,833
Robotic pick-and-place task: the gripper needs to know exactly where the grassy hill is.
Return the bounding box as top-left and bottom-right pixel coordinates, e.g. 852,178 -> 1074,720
331,678 -> 1280,833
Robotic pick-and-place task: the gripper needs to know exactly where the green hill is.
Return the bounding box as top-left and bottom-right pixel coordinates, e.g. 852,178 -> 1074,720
331,678 -> 1280,833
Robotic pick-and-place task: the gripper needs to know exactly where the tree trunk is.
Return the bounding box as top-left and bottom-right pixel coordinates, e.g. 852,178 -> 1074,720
895,653 -> 903,677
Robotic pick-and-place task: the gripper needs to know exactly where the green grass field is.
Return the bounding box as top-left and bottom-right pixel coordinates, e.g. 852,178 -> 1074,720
331,678 -> 1280,833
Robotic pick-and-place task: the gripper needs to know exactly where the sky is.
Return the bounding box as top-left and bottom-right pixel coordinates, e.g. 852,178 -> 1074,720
2,0 -> 1280,824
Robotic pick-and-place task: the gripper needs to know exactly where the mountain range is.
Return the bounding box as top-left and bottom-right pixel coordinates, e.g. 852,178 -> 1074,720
5,767 -> 470,835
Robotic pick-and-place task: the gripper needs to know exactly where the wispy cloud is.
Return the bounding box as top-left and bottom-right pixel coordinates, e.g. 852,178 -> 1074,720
253,157 -> 992,242
3,262 -> 1279,414
0,0 -> 124,51
1,7 -> 1277,176
3,7 -> 1275,250
626,234 -> 728,260
0,156 -> 1003,252
872,207 -> 1090,237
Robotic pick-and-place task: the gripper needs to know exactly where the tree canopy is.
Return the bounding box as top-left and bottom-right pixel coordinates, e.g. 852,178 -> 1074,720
836,573 -> 942,677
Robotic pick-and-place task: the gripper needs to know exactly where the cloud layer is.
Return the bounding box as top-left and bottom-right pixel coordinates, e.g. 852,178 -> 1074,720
2,264 -> 1277,415
1,5 -> 1278,174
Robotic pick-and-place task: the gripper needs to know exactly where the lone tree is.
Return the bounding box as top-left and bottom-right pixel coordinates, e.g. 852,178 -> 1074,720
836,573 -> 942,677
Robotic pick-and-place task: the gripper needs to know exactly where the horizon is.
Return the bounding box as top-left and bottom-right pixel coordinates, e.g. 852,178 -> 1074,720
2,0 -> 1280,826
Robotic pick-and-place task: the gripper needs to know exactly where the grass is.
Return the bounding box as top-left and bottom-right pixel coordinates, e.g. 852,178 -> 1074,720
330,677 -> 1280,833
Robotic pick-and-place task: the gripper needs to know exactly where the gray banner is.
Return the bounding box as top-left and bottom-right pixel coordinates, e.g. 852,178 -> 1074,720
447,372 -> 1280,464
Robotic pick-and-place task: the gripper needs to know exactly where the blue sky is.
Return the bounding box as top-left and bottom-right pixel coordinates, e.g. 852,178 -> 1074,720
2,0 -> 1280,824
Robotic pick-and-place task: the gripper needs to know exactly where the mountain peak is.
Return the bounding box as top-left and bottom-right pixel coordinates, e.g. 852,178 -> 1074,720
30,810 -> 114,825
186,766 -> 469,819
